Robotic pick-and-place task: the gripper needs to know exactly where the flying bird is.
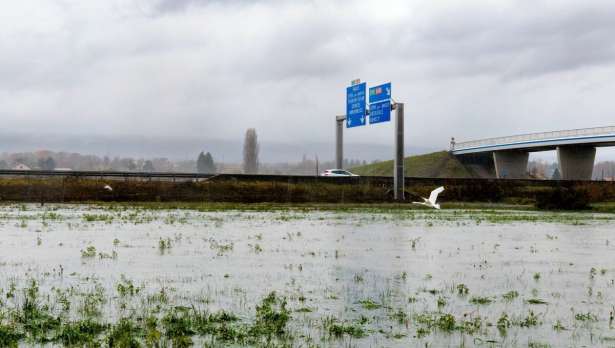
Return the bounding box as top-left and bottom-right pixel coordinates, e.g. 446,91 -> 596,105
412,186 -> 444,209
103,185 -> 113,192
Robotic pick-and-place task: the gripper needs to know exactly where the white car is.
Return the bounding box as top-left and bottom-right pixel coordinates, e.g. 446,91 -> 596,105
321,169 -> 359,177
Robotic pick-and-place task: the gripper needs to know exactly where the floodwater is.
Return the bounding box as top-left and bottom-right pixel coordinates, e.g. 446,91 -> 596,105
2,204 -> 615,347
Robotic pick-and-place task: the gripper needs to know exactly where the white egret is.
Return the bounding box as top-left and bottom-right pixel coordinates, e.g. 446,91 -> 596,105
103,185 -> 113,192
412,186 -> 444,209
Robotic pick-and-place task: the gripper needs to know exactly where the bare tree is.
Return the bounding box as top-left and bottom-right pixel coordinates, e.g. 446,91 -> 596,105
243,128 -> 259,174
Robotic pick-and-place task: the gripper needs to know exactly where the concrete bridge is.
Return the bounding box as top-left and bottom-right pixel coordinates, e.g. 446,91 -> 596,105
451,126 -> 615,180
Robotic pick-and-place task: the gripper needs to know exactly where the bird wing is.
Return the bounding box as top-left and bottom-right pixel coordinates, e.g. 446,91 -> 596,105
428,186 -> 445,205
412,202 -> 429,207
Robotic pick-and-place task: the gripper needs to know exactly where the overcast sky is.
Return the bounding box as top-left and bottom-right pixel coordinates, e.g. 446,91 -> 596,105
2,0 -> 615,157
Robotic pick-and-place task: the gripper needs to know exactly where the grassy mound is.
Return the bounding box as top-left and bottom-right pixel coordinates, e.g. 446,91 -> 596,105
351,151 -> 475,178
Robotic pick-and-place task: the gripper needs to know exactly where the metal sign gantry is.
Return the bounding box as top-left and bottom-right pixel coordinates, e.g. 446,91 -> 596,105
336,81 -> 405,200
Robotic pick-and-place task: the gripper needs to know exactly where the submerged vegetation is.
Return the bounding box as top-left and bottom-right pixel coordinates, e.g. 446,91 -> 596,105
4,201 -> 615,227
0,279 -> 294,347
0,204 -> 612,346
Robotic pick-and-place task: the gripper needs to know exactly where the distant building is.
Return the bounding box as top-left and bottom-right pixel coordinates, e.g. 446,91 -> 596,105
54,168 -> 73,171
13,164 -> 31,170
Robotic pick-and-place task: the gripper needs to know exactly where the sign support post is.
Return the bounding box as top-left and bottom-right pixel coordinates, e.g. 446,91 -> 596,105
335,115 -> 346,169
394,103 -> 405,200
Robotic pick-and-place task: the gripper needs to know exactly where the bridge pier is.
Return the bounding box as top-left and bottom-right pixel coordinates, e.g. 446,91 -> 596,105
557,146 -> 595,180
493,151 -> 529,179
457,152 -> 495,178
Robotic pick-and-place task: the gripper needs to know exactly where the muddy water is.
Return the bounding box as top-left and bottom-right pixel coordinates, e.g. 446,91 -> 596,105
1,205 -> 615,347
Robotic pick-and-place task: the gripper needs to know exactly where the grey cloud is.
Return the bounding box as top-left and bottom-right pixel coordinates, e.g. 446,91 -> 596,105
155,0 -> 213,12
243,23 -> 352,81
395,2 -> 615,79
2,0 -> 615,160
155,0 -> 263,13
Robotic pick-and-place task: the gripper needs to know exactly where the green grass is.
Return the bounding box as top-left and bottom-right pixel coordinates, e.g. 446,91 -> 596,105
88,201 -> 536,212
526,298 -> 548,305
502,291 -> 519,301
324,317 -> 366,339
359,299 -> 382,310
351,151 -> 474,178
469,296 -> 493,305
0,279 -> 293,347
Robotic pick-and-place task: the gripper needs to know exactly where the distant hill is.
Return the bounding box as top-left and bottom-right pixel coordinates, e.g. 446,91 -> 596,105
351,151 -> 476,178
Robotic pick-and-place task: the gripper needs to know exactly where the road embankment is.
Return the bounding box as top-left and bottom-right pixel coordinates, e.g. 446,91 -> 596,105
0,173 -> 614,204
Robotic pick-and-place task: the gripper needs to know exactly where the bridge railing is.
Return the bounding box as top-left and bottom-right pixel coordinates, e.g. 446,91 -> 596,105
453,126 -> 615,151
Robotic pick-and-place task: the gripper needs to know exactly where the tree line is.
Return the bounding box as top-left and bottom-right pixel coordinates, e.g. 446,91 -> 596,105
0,128 -> 261,174
0,127 -> 374,176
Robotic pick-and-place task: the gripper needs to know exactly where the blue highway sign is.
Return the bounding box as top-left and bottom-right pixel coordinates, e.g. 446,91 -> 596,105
369,100 -> 391,124
369,82 -> 391,104
346,82 -> 366,128
369,82 -> 391,124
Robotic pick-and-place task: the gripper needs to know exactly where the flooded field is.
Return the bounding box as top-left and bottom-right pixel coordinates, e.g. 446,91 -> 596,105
1,204 -> 615,347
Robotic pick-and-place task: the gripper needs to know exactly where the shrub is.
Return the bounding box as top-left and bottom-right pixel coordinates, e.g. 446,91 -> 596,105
535,187 -> 590,210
